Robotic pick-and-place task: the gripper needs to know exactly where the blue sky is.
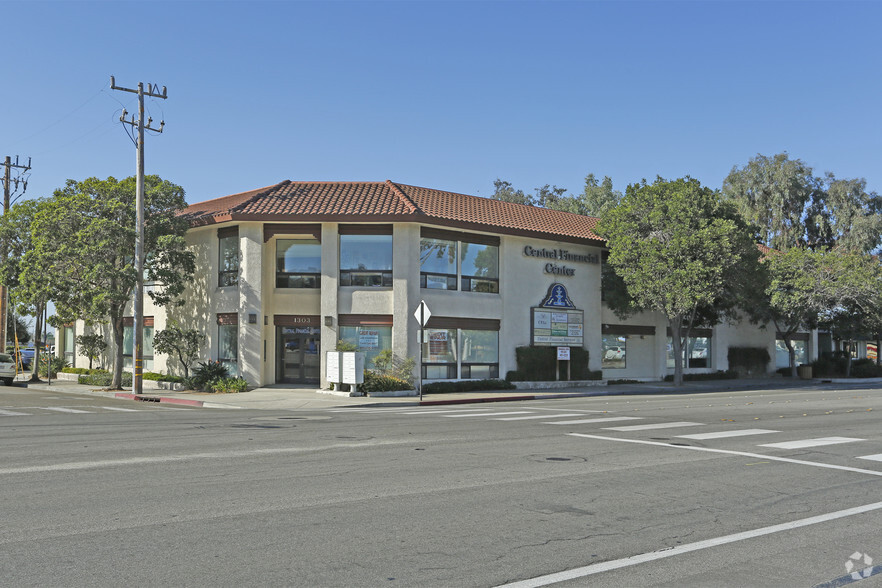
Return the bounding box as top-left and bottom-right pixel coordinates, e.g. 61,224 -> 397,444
3,0 -> 880,206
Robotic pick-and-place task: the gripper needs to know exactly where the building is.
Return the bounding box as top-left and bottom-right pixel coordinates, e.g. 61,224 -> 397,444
57,180 -> 819,387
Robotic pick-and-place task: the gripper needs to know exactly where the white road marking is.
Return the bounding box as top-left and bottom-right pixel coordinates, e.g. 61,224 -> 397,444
603,421 -> 704,431
99,406 -> 141,412
676,429 -> 780,440
39,407 -> 92,414
0,439 -> 413,475
759,437 -> 863,450
568,433 -> 882,477
402,409 -> 494,415
497,500 -> 882,588
443,411 -> 533,418
856,454 -> 882,462
494,414 -> 584,421
546,416 -> 644,425
0,409 -> 30,416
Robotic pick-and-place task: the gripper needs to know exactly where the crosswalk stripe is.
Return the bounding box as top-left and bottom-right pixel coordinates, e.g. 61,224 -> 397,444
604,421 -> 704,431
443,411 -> 534,418
0,409 -> 30,416
856,454 -> 882,462
676,429 -> 780,440
494,413 -> 584,421
760,437 -> 864,450
546,416 -> 644,425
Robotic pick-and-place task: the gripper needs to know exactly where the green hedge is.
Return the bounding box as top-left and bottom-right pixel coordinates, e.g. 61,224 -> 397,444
727,347 -> 771,376
663,370 -> 738,382
422,379 -> 515,394
78,372 -> 133,387
62,367 -> 106,375
506,346 -> 599,381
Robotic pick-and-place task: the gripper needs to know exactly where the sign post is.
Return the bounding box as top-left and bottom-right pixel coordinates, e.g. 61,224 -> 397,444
414,300 -> 431,400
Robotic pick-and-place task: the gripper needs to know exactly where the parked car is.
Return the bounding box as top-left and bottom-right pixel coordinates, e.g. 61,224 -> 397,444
0,353 -> 16,385
15,348 -> 35,370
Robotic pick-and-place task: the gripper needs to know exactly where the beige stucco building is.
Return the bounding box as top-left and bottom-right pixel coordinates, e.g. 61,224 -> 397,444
57,180 -> 813,388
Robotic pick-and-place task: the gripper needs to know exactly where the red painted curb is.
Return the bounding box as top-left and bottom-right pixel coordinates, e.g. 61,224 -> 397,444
420,395 -> 537,406
113,392 -> 203,407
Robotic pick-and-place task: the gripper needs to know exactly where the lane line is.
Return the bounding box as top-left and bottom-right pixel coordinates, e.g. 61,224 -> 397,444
443,411 -> 534,418
0,409 -> 30,416
497,500 -> 882,588
857,454 -> 882,462
546,416 -> 643,425
402,409 -> 494,415
603,421 -> 704,431
568,433 -> 882,477
676,429 -> 780,440
39,407 -> 92,414
759,437 -> 864,450
0,440 -> 411,475
98,406 -> 141,412
494,414 -> 584,421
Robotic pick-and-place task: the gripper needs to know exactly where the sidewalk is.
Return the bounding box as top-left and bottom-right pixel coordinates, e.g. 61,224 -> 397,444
19,376 -> 873,411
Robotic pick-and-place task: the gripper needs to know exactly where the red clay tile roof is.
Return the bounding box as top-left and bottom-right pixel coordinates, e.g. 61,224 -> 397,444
181,180 -> 604,245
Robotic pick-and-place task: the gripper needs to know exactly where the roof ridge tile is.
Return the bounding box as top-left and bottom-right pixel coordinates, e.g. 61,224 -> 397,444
384,180 -> 420,215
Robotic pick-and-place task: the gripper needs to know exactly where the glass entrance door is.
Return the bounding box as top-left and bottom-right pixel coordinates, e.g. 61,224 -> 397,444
277,327 -> 320,383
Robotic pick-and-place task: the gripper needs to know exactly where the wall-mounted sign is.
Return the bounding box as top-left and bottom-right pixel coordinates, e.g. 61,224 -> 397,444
523,245 -> 599,278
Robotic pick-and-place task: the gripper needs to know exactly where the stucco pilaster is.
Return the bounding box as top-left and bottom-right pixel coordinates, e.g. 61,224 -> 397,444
320,223 -> 339,385
238,224 -> 263,386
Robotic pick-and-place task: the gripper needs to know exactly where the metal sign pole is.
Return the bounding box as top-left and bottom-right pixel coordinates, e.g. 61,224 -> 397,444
418,304 -> 423,401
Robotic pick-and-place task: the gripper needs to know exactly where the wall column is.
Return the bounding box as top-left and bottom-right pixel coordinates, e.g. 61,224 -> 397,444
238,224 -> 263,386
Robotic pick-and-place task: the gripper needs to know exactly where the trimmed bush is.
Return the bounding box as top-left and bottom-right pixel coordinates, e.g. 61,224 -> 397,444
210,377 -> 248,393
422,379 -> 515,394
143,372 -> 185,383
663,370 -> 737,382
361,371 -> 413,393
727,347 -> 771,376
78,372 -> 133,387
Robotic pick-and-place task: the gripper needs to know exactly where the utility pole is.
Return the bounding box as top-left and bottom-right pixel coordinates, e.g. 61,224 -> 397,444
110,76 -> 166,395
1,155 -> 32,353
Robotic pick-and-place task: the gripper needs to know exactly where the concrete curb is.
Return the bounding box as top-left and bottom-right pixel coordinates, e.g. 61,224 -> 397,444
115,392 -> 204,407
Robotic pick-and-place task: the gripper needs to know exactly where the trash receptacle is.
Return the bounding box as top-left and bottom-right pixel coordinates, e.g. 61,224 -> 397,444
797,365 -> 813,380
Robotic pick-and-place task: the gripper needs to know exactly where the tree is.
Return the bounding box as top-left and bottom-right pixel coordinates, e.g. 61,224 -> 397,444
764,248 -> 882,377
6,309 -> 30,347
580,173 -> 622,218
597,176 -> 760,386
153,323 -> 204,379
0,198 -> 55,380
723,152 -> 822,250
75,333 -> 106,370
490,179 -> 534,206
810,175 -> 882,253
38,176 -> 195,389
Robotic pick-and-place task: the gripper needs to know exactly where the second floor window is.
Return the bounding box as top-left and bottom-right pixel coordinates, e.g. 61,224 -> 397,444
276,239 -> 321,288
420,237 -> 457,290
460,241 -> 498,293
339,233 -> 393,287
218,227 -> 239,287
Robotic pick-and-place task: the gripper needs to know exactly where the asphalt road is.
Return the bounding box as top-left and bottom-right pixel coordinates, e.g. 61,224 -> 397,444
1,383 -> 881,587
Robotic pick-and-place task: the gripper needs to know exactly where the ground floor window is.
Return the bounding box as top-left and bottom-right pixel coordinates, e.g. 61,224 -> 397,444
775,339 -> 808,368
601,335 -> 627,369
422,328 -> 457,379
217,316 -> 238,377
63,325 -> 75,367
123,320 -> 154,371
460,329 -> 499,379
666,336 -> 711,369
422,327 -> 499,380
340,325 -> 392,369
